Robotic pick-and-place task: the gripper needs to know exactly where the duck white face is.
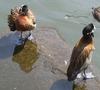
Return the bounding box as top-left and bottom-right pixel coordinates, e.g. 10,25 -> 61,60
91,24 -> 96,36
92,25 -> 96,31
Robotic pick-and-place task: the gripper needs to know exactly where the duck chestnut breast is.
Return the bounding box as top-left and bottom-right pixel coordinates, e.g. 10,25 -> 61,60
15,15 -> 35,31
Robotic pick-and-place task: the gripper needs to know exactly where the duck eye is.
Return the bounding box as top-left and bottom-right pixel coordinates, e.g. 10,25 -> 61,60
87,32 -> 90,35
33,22 -> 36,24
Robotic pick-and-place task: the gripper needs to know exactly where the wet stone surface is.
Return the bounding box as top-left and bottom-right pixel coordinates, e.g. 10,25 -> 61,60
0,28 -> 100,90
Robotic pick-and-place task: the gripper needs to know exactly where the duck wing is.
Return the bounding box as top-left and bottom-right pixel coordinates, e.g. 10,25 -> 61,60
8,8 -> 19,31
67,44 -> 92,81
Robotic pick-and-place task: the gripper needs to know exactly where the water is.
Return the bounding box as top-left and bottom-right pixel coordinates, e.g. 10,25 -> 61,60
0,0 -> 100,74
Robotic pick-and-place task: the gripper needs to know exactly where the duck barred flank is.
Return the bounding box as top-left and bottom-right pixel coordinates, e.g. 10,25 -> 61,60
8,15 -> 16,31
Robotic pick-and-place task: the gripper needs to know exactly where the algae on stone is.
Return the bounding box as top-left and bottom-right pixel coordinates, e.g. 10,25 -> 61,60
13,40 -> 39,73
73,83 -> 86,90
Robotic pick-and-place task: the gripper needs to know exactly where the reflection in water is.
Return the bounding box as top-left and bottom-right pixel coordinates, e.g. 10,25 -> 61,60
12,40 -> 39,73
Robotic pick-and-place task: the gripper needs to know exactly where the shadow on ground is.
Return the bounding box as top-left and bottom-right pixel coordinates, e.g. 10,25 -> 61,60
0,33 -> 17,60
50,79 -> 73,90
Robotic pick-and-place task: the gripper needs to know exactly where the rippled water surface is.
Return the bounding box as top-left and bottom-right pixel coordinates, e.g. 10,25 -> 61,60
0,0 -> 100,80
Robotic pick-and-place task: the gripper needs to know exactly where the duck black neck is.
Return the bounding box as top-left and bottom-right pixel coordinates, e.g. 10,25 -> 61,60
83,35 -> 93,43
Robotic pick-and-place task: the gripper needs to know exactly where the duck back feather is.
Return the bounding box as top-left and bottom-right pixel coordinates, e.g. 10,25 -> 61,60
8,6 -> 36,31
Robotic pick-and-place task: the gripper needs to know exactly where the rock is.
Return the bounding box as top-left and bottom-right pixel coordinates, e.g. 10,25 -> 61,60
0,27 -> 100,90
13,40 -> 39,73
73,66 -> 100,90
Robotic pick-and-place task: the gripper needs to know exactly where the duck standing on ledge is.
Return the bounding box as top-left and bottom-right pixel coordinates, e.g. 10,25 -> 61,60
8,5 -> 36,44
67,23 -> 96,81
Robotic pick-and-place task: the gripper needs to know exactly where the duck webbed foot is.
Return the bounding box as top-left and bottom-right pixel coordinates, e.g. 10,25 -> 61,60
77,72 -> 95,80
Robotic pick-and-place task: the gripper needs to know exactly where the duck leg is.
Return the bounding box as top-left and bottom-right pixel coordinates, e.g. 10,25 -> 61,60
20,31 -> 23,40
82,69 -> 95,80
19,31 -> 24,43
28,31 -> 36,41
16,31 -> 24,45
83,69 -> 87,80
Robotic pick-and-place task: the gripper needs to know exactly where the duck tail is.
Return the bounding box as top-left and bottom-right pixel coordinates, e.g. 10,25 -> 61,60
67,72 -> 78,81
67,66 -> 79,81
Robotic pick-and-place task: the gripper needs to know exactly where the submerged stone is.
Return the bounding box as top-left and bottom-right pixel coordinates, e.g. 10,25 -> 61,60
73,84 -> 86,90
12,40 -> 39,73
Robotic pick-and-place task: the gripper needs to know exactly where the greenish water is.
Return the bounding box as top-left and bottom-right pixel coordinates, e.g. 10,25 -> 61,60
0,0 -> 100,70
